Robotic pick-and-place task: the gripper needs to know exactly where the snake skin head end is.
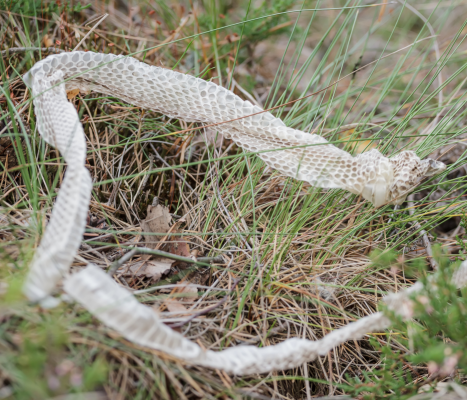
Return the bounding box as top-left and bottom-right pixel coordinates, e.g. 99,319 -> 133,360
388,151 -> 446,205
420,158 -> 447,177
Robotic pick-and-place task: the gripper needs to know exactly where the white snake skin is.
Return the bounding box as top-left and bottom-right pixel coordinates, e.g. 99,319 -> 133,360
22,52 -> 450,373
65,262 -> 467,375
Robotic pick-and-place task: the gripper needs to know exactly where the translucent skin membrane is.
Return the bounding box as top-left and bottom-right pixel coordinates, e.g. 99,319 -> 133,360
22,52 -> 449,374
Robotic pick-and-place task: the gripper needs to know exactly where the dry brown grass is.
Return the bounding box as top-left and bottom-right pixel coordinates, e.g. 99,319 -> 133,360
1,0 -> 467,398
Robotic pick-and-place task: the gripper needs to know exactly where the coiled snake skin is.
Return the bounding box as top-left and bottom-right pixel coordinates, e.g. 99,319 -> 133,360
22,51 -> 450,374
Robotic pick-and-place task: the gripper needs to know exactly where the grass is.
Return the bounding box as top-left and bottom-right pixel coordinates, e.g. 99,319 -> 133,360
1,0 -> 467,398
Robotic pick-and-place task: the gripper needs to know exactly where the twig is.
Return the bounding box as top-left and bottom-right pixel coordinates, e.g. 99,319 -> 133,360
80,242 -> 109,264
167,277 -> 241,328
107,246 -> 224,276
107,249 -> 138,276
73,14 -> 108,51
134,283 -> 231,294
407,194 -> 438,270
0,47 -> 65,57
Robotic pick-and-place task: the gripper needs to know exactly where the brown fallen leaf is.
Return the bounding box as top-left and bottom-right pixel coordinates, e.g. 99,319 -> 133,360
174,282 -> 198,304
141,203 -> 172,249
136,201 -> 193,284
164,298 -> 189,315
166,234 -> 191,258
141,201 -> 191,263
160,283 -> 198,317
140,202 -> 176,264
66,88 -> 80,100
118,259 -> 172,281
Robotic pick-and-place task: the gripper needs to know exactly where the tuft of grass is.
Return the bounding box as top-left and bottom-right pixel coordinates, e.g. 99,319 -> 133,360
1,0 -> 467,398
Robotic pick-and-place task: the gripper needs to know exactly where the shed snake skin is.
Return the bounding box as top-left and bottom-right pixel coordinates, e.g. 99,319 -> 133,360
21,51 -> 451,374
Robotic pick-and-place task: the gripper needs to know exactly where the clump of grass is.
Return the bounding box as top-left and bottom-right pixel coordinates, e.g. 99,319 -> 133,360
1,0 -> 467,398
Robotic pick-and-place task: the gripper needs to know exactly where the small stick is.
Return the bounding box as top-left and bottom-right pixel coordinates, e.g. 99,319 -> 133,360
167,277 -> 241,328
107,249 -> 138,276
107,246 -> 224,276
407,194 -> 438,270
134,284 -> 230,294
73,14 -> 108,51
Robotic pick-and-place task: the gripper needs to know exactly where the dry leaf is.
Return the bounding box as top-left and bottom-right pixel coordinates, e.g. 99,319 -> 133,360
140,203 -> 191,265
174,283 -> 198,304
164,298 -> 189,314
141,203 -> 172,249
67,88 -> 80,100
166,236 -> 191,258
119,260 -> 172,281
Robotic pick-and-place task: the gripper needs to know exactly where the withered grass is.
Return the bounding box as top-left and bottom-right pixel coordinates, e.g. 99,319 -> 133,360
1,1 -> 467,398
